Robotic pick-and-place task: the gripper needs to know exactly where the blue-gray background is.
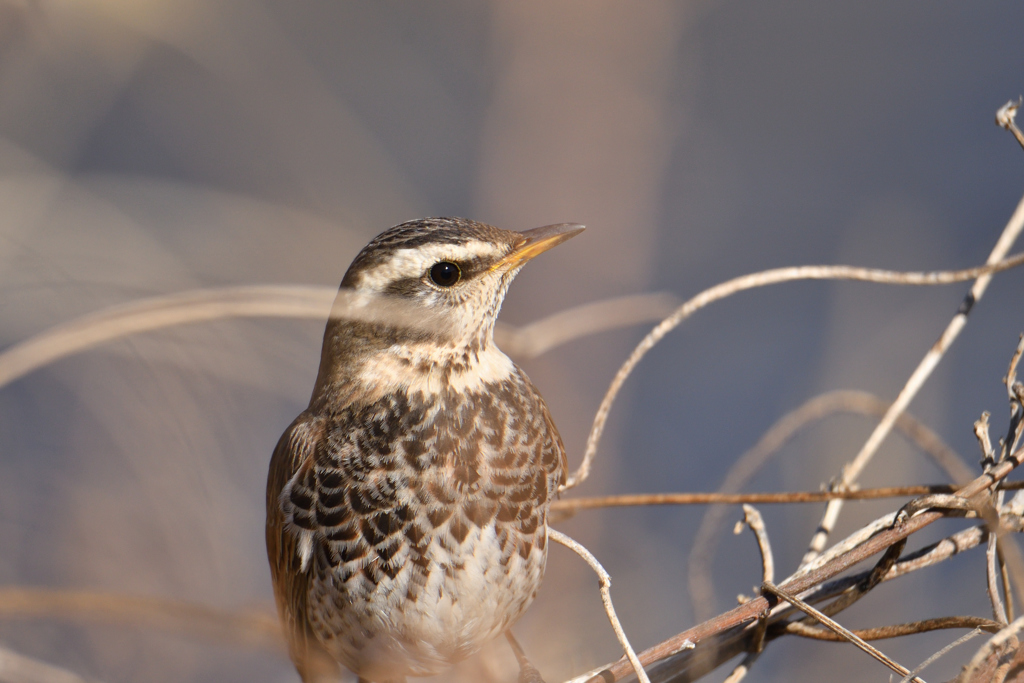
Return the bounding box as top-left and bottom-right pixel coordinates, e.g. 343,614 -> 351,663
1,2 -> 1023,681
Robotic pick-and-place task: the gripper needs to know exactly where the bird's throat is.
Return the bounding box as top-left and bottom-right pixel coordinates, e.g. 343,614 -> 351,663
355,340 -> 516,399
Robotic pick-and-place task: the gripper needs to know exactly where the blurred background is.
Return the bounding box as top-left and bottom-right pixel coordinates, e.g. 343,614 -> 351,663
2,1 -> 1024,681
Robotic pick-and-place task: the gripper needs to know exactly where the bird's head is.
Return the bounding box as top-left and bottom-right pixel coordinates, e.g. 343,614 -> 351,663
312,218 -> 583,401
334,217 -> 584,352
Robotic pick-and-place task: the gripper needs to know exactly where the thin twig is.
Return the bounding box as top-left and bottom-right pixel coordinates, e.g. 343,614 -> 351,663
548,529 -> 654,683
564,251 -> 1024,493
579,444 -> 1024,682
992,534 -> 1024,627
960,615 -> 1024,682
735,505 -> 774,586
802,191 -> 1024,565
0,285 -> 334,389
1003,334 -> 1024,460
996,98 -> 1024,151
497,292 -> 680,358
723,506 -> 773,683
0,286 -> 678,389
721,654 -> 758,683
761,582 -> 922,682
782,616 -> 999,641
1006,334 -> 1024,400
685,389 -> 973,621
899,628 -> 986,683
802,514 -> 1024,610
977,413 -> 996,469
813,539 -> 906,622
804,525 -> 988,606
551,480 -> 1024,513
989,533 -> 1010,624
999,542 -> 1016,622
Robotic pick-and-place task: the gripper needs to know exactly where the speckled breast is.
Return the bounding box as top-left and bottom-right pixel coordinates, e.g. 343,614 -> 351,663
289,371 -> 566,680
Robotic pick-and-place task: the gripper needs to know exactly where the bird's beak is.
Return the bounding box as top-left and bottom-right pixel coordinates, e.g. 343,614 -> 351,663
491,223 -> 586,272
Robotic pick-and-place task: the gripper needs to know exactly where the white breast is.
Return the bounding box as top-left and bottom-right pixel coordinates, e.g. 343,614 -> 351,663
310,522 -> 548,680
355,343 -> 516,397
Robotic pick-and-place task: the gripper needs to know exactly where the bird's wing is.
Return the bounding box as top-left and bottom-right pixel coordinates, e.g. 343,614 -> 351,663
266,413 -> 341,682
516,369 -> 568,494
277,394 -> 426,588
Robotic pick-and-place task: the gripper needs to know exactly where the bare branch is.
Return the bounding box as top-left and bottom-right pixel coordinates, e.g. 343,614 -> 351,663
722,506 -> 774,683
960,615 -> 1024,683
548,529 -> 655,683
552,481 -> 1024,515
0,287 -> 677,390
578,444 -> 1024,682
813,539 -> 907,621
800,525 -> 988,612
684,389 -> 973,621
990,533 -> 1011,624
802,194 -> 1024,565
996,98 -> 1024,151
1000,542 -> 1016,622
977,412 -> 996,469
761,582 -> 922,682
564,250 -> 1024,493
735,505 -> 774,594
495,292 -> 680,358
782,616 -> 999,641
1003,334 -> 1024,460
720,657 -> 757,683
899,627 -> 986,683
0,285 -> 328,389
1005,334 -> 1024,402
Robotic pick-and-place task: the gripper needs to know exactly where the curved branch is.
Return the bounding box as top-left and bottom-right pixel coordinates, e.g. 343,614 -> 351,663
563,251 -> 1024,492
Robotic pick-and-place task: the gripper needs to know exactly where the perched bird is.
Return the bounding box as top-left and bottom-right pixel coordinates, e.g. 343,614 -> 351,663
266,218 -> 583,683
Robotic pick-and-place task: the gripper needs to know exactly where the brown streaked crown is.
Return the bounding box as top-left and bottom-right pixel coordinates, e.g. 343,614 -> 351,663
340,217 -> 521,289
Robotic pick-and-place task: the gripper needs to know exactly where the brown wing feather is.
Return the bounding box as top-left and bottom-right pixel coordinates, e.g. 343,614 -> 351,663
266,413 -> 341,683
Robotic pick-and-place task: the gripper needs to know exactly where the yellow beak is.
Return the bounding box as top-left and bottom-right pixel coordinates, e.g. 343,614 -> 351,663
491,223 -> 585,272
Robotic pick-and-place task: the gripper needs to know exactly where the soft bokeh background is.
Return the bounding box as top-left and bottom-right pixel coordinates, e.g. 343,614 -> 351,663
2,2 -> 1024,681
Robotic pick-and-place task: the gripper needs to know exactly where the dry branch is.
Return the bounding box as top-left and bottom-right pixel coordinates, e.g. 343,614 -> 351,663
0,287 -> 679,389
803,191 -> 1024,565
549,529 -> 654,683
762,581 -> 924,682
684,389 -> 974,622
552,480 -> 1024,513
564,250 -> 1024,493
572,442 -> 1024,683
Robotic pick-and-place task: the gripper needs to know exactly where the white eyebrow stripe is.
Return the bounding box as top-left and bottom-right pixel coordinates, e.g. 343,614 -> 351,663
357,240 -> 502,291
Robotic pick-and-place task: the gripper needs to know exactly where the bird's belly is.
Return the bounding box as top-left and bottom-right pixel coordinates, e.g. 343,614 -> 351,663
308,521 -> 548,680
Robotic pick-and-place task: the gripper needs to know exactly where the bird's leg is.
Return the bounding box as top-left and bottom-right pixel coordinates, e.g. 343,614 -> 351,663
505,631 -> 546,683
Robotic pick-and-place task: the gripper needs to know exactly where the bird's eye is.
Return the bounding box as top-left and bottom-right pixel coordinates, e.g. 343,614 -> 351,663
429,261 -> 461,287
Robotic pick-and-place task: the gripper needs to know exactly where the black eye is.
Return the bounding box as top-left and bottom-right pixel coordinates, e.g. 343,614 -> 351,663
429,261 -> 461,287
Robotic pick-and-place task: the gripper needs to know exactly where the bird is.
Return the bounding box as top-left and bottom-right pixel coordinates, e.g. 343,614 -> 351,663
266,217 -> 584,683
